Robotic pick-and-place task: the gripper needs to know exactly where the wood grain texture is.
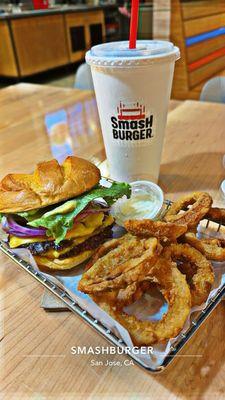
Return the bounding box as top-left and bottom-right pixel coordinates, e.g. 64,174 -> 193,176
65,11 -> 105,63
182,0 -> 225,21
170,0 -> 190,99
0,84 -> 225,399
189,55 -> 225,87
65,12 -> 88,63
11,15 -> 69,76
160,100 -> 225,202
0,21 -> 18,77
84,10 -> 105,48
187,67 -> 225,99
184,13 -> 225,38
186,35 -> 225,64
170,0 -> 225,99
189,48 -> 225,72
0,84 -> 104,173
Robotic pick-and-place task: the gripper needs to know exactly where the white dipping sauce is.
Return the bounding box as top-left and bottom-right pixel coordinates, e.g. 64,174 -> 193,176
111,180 -> 164,227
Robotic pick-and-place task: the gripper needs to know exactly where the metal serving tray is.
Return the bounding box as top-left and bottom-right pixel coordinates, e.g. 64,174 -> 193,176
1,215 -> 225,373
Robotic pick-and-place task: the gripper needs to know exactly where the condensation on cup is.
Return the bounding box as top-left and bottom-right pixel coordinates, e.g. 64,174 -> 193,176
86,41 -> 180,183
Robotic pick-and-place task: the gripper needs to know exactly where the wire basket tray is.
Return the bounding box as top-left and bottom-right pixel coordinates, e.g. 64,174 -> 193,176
1,211 -> 225,373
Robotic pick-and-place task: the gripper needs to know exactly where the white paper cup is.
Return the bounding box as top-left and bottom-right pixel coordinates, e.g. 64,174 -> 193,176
86,41 -> 180,183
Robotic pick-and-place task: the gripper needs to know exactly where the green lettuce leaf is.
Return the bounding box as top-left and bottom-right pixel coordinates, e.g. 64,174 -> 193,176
17,209 -> 44,222
29,182 -> 131,244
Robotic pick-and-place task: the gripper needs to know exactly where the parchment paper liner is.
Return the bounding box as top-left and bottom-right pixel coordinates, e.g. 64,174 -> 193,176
1,223 -> 225,370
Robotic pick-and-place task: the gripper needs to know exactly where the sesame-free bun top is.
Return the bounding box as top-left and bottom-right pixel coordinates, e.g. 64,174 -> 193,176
0,156 -> 101,213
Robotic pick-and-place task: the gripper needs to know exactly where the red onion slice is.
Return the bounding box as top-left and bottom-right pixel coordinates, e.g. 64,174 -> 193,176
2,206 -> 110,238
7,217 -> 46,237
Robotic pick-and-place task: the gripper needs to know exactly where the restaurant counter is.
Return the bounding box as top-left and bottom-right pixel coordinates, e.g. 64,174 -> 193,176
0,5 -> 116,78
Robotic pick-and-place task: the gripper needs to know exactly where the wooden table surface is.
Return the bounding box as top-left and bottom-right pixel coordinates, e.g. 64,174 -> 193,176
0,83 -> 225,400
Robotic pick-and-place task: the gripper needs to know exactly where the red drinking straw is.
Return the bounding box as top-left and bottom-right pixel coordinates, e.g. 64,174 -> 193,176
129,0 -> 140,49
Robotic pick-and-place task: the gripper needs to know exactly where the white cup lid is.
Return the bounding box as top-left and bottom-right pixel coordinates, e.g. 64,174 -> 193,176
86,40 -> 180,67
89,40 -> 178,58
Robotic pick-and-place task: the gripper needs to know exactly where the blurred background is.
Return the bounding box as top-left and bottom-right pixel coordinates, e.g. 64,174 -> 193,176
0,0 -> 225,101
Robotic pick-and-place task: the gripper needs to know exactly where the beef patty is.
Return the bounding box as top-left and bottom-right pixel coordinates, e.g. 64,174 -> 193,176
22,225 -> 113,258
59,225 -> 113,259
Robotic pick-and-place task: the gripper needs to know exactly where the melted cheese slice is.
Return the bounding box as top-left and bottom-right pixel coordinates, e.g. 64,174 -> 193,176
42,215 -> 114,259
65,213 -> 105,239
9,235 -> 49,248
9,214 -> 114,251
35,250 -> 94,270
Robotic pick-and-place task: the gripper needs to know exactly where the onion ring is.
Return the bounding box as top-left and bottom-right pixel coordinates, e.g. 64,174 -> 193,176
183,232 -> 225,262
78,234 -> 161,294
163,243 -> 214,306
164,192 -> 212,228
206,207 -> 225,225
84,236 -> 127,271
91,258 -> 191,346
125,219 -> 187,242
92,281 -> 152,310
181,232 -> 205,254
80,234 -> 157,308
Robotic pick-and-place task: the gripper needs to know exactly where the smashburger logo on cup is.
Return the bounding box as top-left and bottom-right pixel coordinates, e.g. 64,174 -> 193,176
111,102 -> 154,141
86,40 -> 180,182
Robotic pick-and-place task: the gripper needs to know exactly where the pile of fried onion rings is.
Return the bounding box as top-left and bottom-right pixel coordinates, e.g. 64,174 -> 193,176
78,192 -> 224,346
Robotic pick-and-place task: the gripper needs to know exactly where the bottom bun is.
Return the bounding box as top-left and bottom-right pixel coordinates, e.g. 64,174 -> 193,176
34,250 -> 94,270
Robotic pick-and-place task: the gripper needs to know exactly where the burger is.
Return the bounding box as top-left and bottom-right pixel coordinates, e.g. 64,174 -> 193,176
0,156 -> 131,270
